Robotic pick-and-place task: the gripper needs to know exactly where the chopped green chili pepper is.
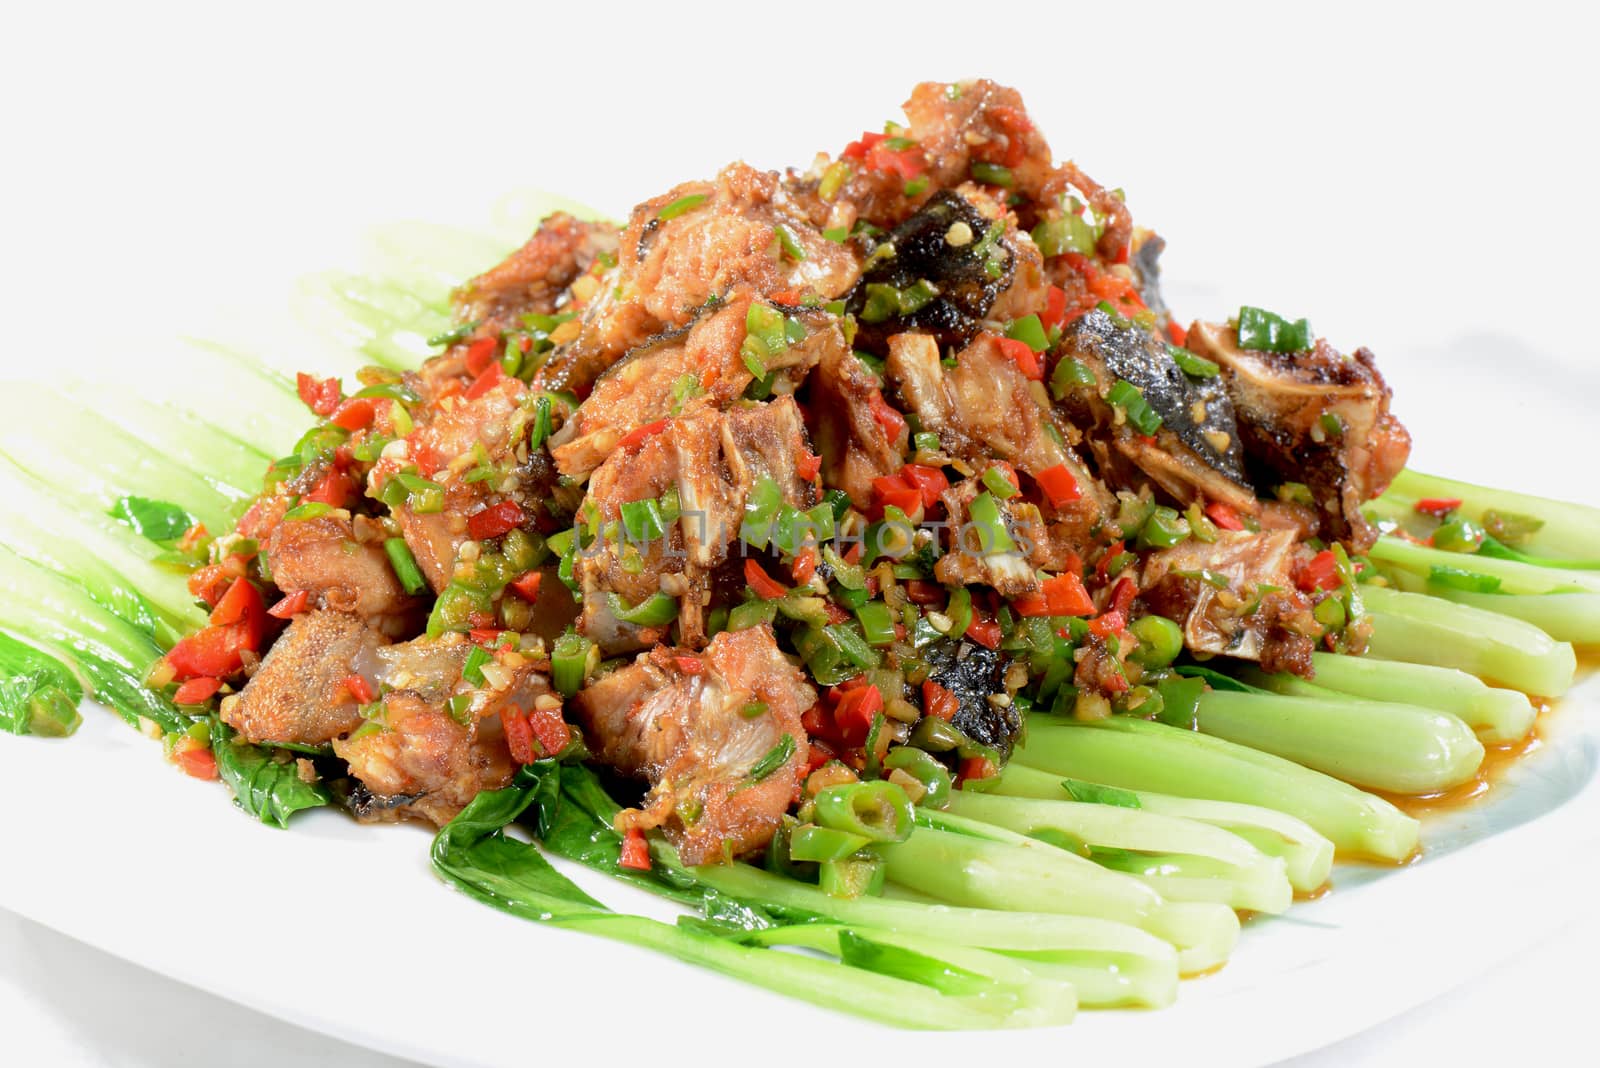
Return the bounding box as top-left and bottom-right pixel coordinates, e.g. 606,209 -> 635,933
855,601 -> 897,647
1129,614 -> 1184,667
912,431 -> 941,453
825,623 -> 881,670
773,224 -> 807,262
981,466 -> 1019,500
656,193 -> 707,221
814,781 -> 914,843
740,475 -> 783,549
1106,380 -> 1163,436
1167,345 -> 1219,378
967,492 -> 1016,553
619,498 -> 666,542
607,592 -> 680,626
1050,356 -> 1097,399
727,598 -> 778,632
819,854 -> 886,899
1004,314 -> 1049,354
790,823 -> 872,863
944,586 -> 973,640
970,161 -> 1013,187
283,502 -> 334,521
881,747 -> 952,809
1031,214 -> 1097,259
394,471 -> 445,515
1428,564 -> 1503,593
1137,506 -> 1189,550
1236,306 -> 1313,353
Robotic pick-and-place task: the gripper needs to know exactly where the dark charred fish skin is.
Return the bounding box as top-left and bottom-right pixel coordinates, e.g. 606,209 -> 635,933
1059,309 -> 1250,487
848,192 -> 1012,352
922,637 -> 1021,758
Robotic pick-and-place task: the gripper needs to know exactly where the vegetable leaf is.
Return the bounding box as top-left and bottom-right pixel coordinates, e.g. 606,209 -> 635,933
0,632 -> 83,737
1061,778 -> 1142,809
108,495 -> 196,543
211,720 -> 332,828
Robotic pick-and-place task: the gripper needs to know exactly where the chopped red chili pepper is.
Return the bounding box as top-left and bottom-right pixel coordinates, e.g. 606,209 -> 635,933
1296,550 -> 1342,593
467,499 -> 526,541
464,361 -> 505,400
503,710 -> 535,765
997,336 -> 1043,380
1035,464 -> 1082,508
296,373 -> 341,417
617,419 -> 670,452
744,558 -> 789,600
867,390 -> 908,443
921,679 -> 959,721
1413,498 -> 1463,518
329,396 -> 378,431
266,589 -> 311,619
464,336 -> 498,375
966,616 -> 1002,649
796,450 -> 822,482
173,677 -> 222,705
341,673 -> 374,705
619,827 -> 652,871
508,571 -> 543,602
528,705 -> 570,756
1205,501 -> 1246,532
175,745 -> 219,781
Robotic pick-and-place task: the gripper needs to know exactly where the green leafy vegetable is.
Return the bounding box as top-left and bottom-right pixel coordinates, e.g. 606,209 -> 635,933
107,495 -> 196,543
211,720 -> 332,828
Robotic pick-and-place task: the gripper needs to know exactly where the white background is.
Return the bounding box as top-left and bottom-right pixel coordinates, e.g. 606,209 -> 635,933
4,1 -> 1598,1064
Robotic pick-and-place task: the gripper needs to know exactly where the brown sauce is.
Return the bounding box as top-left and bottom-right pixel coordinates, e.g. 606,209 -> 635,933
1376,709 -> 1548,819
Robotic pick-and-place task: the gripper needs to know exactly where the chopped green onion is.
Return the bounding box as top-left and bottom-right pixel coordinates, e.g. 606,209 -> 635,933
527,395 -> 553,450
1318,411 -> 1345,437
748,734 -> 796,782
821,226 -> 850,243
462,644 -> 492,687
970,161 -> 1014,187
903,176 -> 929,197
551,631 -> 594,697
1004,314 -> 1049,354
741,700 -> 769,719
656,193 -> 707,221
1106,380 -> 1163,436
1236,306 -> 1313,353
912,431 -> 941,453
355,381 -> 423,404
426,320 -> 481,347
384,538 -> 428,595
